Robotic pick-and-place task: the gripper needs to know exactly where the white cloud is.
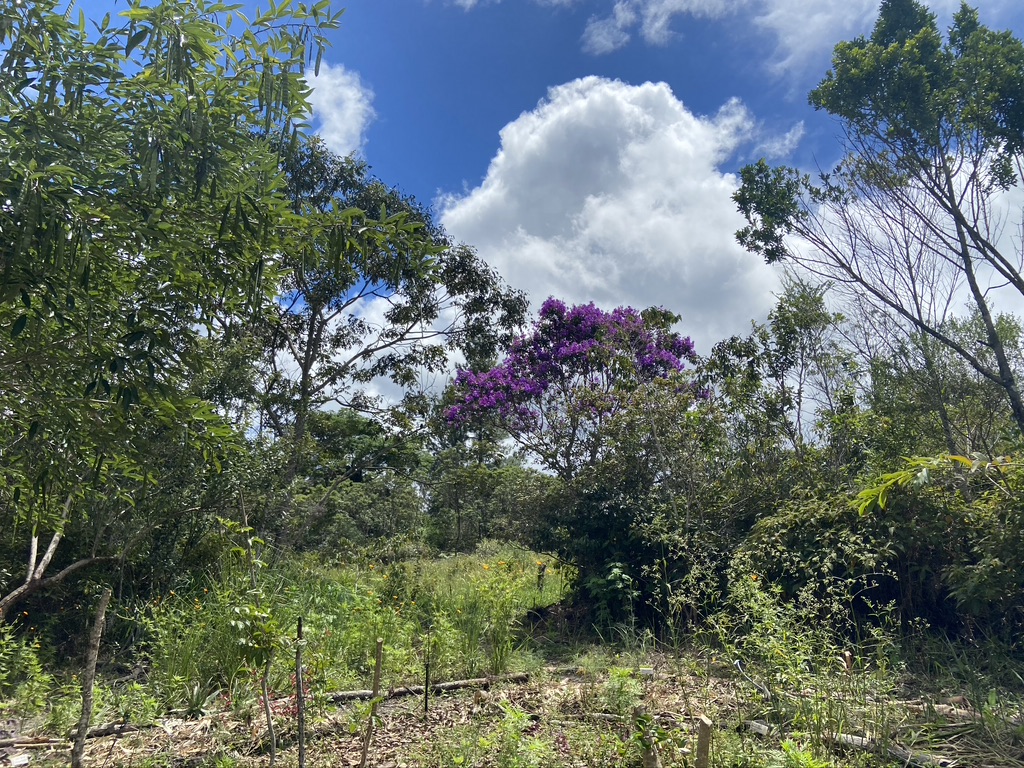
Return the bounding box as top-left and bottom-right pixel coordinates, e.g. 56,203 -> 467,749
306,62 -> 376,157
439,77 -> 780,349
582,1 -> 637,54
453,0 -> 576,8
579,0 -> 873,72
575,0 -> 1021,75
754,121 -> 804,160
754,0 -> 877,74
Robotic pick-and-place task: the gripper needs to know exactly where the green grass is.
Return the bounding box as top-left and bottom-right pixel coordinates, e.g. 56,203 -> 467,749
4,546 -> 1023,768
138,541 -> 566,715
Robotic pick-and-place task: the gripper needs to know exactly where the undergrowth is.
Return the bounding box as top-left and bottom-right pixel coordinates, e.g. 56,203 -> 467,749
1,547 -> 1022,768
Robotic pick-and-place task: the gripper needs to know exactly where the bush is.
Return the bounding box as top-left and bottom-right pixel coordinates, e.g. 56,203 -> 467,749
0,623 -> 51,715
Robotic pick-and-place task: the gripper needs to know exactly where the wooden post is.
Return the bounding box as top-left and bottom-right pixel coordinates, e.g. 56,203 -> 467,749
695,714 -> 712,768
359,638 -> 384,768
71,587 -> 112,768
634,707 -> 664,768
842,650 -> 854,674
423,624 -> 430,719
424,657 -> 430,717
296,617 -> 306,768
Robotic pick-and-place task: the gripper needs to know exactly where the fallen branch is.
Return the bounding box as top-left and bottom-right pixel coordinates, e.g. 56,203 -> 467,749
745,719 -> 953,767
827,732 -> 954,768
85,723 -> 142,739
329,672 -> 529,704
0,738 -> 64,749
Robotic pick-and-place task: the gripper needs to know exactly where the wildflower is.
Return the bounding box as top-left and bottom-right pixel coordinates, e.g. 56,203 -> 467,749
751,575 -> 758,582
482,564 -> 490,571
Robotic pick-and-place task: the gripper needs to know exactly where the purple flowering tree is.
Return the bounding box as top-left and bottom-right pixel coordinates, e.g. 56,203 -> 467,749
446,299 -> 697,480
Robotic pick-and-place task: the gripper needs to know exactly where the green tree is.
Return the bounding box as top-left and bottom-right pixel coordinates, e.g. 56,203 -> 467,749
257,137 -> 527,477
867,312 -> 1024,458
734,0 -> 1024,438
0,0 -> 341,620
702,279 -> 858,484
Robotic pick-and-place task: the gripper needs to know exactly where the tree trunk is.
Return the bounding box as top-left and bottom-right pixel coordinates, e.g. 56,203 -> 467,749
71,588 -> 112,768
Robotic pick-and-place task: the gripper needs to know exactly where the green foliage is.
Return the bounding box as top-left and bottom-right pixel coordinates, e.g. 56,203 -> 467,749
735,0 -> 1024,441
141,544 -> 562,713
421,701 -> 554,768
715,573 -> 906,762
599,667 -> 643,718
734,160 -> 808,265
0,0 -> 340,620
0,623 -> 51,715
857,454 -> 1024,631
258,136 -> 527,459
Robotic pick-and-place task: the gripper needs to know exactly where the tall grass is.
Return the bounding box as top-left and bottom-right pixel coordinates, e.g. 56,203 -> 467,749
141,542 -> 565,713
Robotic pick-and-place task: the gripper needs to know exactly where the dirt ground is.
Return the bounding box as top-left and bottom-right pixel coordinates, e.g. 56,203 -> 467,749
9,658 -> 1023,768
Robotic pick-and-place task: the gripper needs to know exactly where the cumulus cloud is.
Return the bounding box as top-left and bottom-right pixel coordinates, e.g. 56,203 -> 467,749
306,62 -> 376,156
439,77 -> 780,349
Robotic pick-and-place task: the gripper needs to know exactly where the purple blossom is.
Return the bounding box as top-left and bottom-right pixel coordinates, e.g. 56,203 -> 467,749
446,301 -> 699,467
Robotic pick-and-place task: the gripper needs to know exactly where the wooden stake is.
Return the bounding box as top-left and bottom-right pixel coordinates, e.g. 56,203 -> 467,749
424,623 -> 430,718
634,707 -> 664,768
359,638 -> 384,768
296,617 -> 306,768
695,714 -> 712,768
71,587 -> 112,768
262,651 -> 276,768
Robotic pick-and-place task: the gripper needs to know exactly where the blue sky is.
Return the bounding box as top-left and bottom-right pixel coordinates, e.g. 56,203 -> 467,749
79,0 -> 1024,350
302,0 -> 1024,349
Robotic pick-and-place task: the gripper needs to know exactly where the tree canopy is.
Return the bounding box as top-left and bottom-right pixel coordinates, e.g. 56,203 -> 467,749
0,0 -> 341,618
734,0 -> 1024,441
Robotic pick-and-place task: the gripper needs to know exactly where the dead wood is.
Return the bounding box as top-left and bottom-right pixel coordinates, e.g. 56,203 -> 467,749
84,723 -> 142,739
330,672 -> 530,704
0,737 -> 64,748
827,732 -> 954,768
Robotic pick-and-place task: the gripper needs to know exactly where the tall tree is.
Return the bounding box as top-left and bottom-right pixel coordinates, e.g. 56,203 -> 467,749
0,0 -> 340,619
734,0 -> 1024,439
258,138 -> 527,471
446,299 -> 697,481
